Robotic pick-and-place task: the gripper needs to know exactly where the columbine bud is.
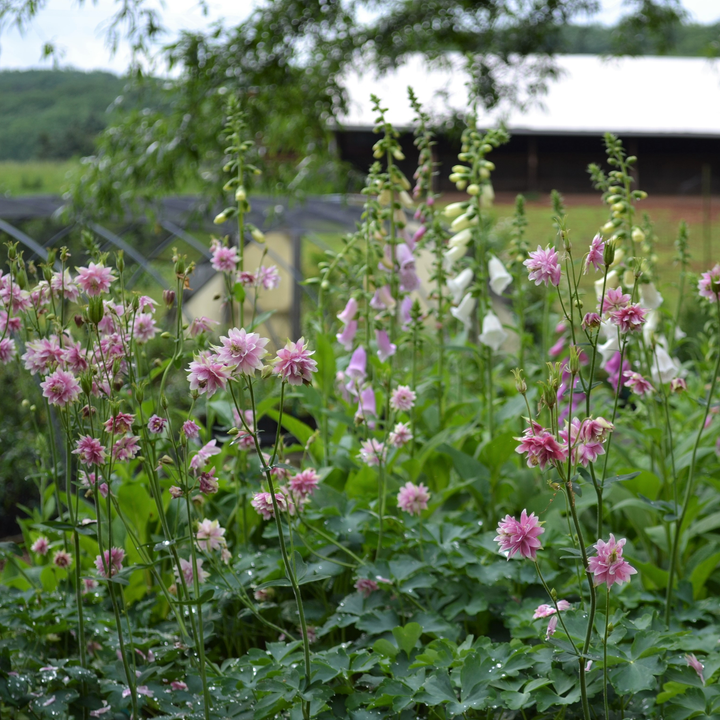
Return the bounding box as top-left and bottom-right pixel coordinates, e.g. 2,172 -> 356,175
88,296 -> 105,325
174,256 -> 186,275
235,186 -> 246,202
631,227 -> 645,244
512,368 -> 527,394
74,314 -> 85,328
569,346 -> 580,376
582,312 -> 601,330
80,372 -> 94,397
7,243 -> 17,261
163,289 -> 176,308
116,252 -> 125,273
603,241 -> 615,268
42,265 -> 53,282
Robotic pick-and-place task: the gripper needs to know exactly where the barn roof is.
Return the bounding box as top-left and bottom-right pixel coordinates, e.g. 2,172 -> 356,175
338,54 -> 720,138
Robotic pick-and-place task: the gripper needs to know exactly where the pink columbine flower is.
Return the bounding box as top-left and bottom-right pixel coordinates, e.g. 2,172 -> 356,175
494,509 -> 544,560
187,351 -> 232,397
31,536 -> 50,555
584,234 -> 605,273
600,287 -> 631,314
0,337 -> 16,364
337,298 -> 358,324
581,312 -> 602,330
389,422 -> 413,448
358,439 -> 386,467
169,486 -> 184,499
175,557 -> 208,585
685,654 -> 705,685
22,336 -> 64,374
257,265 -> 281,290
123,686 -> 153,699
587,534 -> 637,588
188,316 -> 219,338
610,303 -> 646,333
210,241 -> 240,273
76,263 -> 116,296
199,467 -> 219,495
189,439 -> 221,473
171,681 -> 188,691
182,420 -> 201,438
524,245 -> 562,287
80,470 -> 108,498
50,270 -> 80,302
40,369 -> 81,406
112,435 -> 140,462
376,329 -> 397,362
254,587 -> 275,602
95,547 -> 125,578
137,296 -> 158,313
515,424 -> 568,470
390,385 -> 416,412
546,614 -> 559,639
289,468 -> 320,498
698,264 -> 720,300
397,481 -> 430,515
355,578 -> 379,597
196,519 -> 226,551
53,550 -> 73,569
336,320 -> 358,351
133,313 -> 158,344
624,371 -> 654,395
73,436 -> 106,466
216,328 -> 269,374
251,491 -> 289,520
62,341 -> 89,374
533,599 -> 571,619
670,378 -> 687,393
104,413 -> 135,435
273,338 -> 318,386
147,414 -> 167,434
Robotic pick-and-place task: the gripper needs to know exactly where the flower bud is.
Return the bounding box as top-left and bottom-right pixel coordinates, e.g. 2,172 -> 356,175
631,227 -> 645,244
74,314 -> 85,328
479,167 -> 490,181
569,346 -> 580,376
7,243 -> 17,261
163,289 -> 176,308
455,180 -> 467,191
601,221 -> 615,235
80,372 -> 94,397
88,296 -> 105,325
250,227 -> 265,243
378,189 -> 391,206
116,252 -> 125,273
466,183 -> 480,196
235,186 -> 246,202
512,368 -> 527,394
174,256 -> 186,275
42,265 -> 53,282
213,212 -> 228,225
392,148 -> 405,161
443,202 -> 467,219
582,312 -> 601,330
622,269 -> 635,287
603,241 -> 615,268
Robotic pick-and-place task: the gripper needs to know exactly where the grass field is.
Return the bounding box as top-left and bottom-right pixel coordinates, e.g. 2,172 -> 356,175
0,160 -> 80,196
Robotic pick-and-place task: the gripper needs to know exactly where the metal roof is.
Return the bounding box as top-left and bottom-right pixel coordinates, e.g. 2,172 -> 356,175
338,54 -> 720,137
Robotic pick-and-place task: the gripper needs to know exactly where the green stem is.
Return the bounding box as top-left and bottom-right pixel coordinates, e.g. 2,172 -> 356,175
604,585 -> 610,720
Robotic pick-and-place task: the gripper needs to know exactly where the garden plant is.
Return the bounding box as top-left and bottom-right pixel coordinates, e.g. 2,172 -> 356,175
0,90 -> 719,720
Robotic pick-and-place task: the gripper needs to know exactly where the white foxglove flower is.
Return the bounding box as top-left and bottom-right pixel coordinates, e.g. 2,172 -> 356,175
479,311 -> 507,351
640,282 -> 663,310
443,245 -> 466,270
595,270 -> 619,301
643,309 -> 660,345
450,213 -> 477,232
651,345 -> 681,385
598,335 -> 620,366
448,228 -> 472,249
675,325 -> 686,341
480,183 -> 494,209
443,202 -> 467,219
488,255 -> 512,295
450,292 -> 476,330
447,268 -> 473,304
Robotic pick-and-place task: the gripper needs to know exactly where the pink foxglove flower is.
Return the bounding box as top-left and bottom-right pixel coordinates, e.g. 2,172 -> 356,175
355,578 -> 379,597
515,425 -> 568,470
584,234 -> 605,273
346,345 -> 367,382
95,547 -> 125,578
289,468 -> 320,498
73,436 -> 106,466
587,534 -> 637,588
337,298 -> 358,324
147,414 -> 167,434
76,263 -> 116,296
273,338 -> 318,386
397,481 -> 430,516
400,296 -> 413,329
685,654 -> 705,685
133,313 -> 158,344
494,509 -> 544,560
698,264 -> 720,300
175,557 -> 208,585
31,536 -> 50,555
355,386 -> 377,421
610,304 -> 646,333
251,491 -> 289,520
210,240 -> 239,272
40,368 -> 81,406
524,245 -> 561,287
196,519 -> 226,551
104,413 -> 134,435
376,329 -> 397,362
358,439 -> 386,467
216,328 -> 269,374
370,285 -> 394,310
336,320 -> 358,351
53,550 -> 73,569
624,371 -> 654,395
187,352 -> 232,397
390,385 -> 416,412
389,422 -> 412,447
396,243 -> 420,292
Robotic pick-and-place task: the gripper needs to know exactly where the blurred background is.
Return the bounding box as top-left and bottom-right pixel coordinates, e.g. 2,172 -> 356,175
0,0 -> 719,533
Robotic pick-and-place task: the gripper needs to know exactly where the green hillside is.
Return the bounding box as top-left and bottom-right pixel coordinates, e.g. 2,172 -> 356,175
0,69 -> 125,161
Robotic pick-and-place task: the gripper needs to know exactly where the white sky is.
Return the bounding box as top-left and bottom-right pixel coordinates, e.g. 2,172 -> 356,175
1,0 -> 719,74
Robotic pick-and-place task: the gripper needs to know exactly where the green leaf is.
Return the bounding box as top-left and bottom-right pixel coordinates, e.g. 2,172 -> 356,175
249,309 -> 276,332
175,589 -> 215,605
315,332 -> 336,397
233,282 -> 246,304
267,409 -> 314,446
609,655 -> 666,693
689,551 -> 720,598
392,622 -> 423,656
372,639 -> 398,659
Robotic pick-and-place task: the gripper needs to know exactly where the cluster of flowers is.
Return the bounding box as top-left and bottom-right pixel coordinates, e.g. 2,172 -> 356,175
210,238 -> 281,292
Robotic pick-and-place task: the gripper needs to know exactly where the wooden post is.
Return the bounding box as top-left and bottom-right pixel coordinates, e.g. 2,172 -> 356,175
291,230 -> 303,340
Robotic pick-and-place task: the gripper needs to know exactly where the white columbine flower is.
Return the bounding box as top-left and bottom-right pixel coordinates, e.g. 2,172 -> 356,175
479,311 -> 507,351
488,255 -> 512,295
450,292 -> 476,330
447,268 -> 473,304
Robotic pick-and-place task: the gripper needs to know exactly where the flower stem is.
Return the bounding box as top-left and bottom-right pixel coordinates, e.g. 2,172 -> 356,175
604,585 -> 610,720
